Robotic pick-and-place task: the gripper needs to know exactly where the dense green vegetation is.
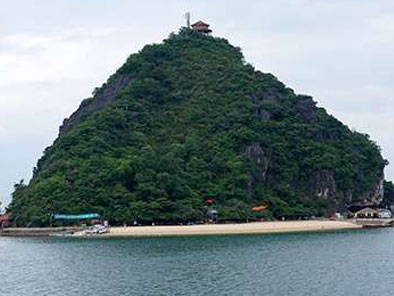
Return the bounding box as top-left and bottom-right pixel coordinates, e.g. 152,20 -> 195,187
8,28 -> 386,226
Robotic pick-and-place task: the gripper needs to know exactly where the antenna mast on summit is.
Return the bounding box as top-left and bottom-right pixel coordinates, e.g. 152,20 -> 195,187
185,12 -> 191,28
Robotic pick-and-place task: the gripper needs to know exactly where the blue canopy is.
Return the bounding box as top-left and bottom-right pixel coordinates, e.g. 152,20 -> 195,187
53,213 -> 101,220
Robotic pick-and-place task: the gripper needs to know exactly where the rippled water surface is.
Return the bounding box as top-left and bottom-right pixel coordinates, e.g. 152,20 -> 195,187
2,229 -> 394,295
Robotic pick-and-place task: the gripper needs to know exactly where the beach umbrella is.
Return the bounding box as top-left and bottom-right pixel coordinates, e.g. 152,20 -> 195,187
252,202 -> 269,211
206,198 -> 215,205
252,206 -> 265,212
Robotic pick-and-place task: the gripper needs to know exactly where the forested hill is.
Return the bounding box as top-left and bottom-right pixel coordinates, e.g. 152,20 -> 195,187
9,28 -> 387,226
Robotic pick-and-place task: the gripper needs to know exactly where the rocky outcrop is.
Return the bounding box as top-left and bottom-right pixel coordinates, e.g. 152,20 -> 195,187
348,177 -> 384,208
295,95 -> 317,123
310,170 -> 337,199
308,170 -> 384,208
244,144 -> 270,183
59,74 -> 132,135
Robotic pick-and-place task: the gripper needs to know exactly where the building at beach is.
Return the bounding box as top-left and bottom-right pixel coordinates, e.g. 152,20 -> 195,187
354,208 -> 378,219
354,208 -> 393,219
0,214 -> 12,228
377,209 -> 392,219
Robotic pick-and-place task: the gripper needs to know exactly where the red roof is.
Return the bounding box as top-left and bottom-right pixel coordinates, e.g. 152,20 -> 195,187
191,20 -> 210,27
0,214 -> 11,222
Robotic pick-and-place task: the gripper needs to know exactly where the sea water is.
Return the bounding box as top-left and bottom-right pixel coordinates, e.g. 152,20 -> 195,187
1,229 -> 394,295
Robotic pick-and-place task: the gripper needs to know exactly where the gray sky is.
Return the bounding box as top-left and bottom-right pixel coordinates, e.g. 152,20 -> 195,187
1,0 -> 394,205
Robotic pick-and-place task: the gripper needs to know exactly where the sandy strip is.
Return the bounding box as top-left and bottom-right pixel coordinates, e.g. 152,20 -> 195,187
105,220 -> 361,237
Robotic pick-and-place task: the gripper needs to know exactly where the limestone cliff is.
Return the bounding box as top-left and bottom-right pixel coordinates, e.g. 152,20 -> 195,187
8,28 -> 386,226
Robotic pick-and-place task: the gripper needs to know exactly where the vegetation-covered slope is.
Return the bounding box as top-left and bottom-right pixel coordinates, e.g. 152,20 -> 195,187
9,28 -> 387,226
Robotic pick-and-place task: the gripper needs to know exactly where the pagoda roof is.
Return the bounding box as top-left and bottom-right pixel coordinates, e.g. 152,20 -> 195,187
191,20 -> 210,27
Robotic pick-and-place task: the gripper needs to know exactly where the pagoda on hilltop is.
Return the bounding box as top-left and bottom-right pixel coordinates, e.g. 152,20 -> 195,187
191,20 -> 212,34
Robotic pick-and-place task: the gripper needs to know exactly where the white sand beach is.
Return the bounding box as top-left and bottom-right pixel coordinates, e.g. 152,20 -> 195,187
106,220 -> 361,237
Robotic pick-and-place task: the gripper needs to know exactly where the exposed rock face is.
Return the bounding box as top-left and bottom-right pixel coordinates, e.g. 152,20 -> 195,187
295,95 -> 317,123
244,144 -> 270,183
59,74 -> 132,135
349,177 -> 384,208
257,108 -> 272,120
310,170 -> 337,199
307,170 -> 383,208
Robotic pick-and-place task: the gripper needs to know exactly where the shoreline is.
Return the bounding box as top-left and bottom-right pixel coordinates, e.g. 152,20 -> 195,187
0,226 -> 85,237
0,221 -> 363,238
105,220 -> 362,237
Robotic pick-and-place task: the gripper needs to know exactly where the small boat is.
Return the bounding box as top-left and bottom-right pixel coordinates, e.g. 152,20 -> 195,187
49,225 -> 109,237
85,224 -> 109,235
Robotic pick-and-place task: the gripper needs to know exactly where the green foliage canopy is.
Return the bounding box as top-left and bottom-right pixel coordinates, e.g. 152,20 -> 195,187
8,28 -> 387,226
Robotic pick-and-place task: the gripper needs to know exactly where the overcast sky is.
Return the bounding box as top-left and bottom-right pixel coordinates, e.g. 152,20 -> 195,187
1,0 -> 394,205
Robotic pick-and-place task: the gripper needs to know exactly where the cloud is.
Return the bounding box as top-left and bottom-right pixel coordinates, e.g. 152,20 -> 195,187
0,27 -> 138,86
